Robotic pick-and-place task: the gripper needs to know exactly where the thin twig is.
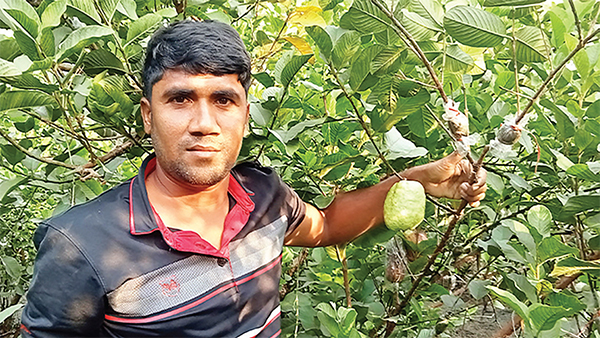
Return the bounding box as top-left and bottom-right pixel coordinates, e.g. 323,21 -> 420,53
567,0 -> 583,42
0,128 -> 77,169
328,64 -> 402,180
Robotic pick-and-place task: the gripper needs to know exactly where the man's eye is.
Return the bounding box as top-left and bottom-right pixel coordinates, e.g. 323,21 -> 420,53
216,98 -> 231,105
173,96 -> 188,103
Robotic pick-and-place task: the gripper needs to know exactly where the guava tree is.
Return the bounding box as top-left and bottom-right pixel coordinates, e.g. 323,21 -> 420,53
0,0 -> 599,336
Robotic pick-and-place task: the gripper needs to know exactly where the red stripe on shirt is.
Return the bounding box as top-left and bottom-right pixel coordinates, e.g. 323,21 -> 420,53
105,255 -> 282,324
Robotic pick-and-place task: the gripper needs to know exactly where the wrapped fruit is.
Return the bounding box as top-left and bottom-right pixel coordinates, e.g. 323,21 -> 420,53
383,180 -> 426,232
496,122 -> 522,145
385,239 -> 406,283
443,100 -> 469,140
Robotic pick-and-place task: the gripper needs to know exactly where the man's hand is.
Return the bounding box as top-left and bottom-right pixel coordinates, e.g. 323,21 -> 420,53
407,151 -> 487,207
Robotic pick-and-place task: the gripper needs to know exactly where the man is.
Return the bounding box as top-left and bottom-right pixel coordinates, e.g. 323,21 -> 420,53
21,20 -> 486,337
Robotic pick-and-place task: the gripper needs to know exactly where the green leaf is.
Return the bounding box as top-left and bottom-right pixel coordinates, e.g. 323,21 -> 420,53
0,58 -> 22,77
409,0 -> 443,28
469,280 -> 491,300
38,27 -> 55,56
340,0 -> 390,34
401,10 -> 438,40
1,255 -> 22,279
0,37 -> 22,60
0,304 -> 24,324
83,48 -> 124,75
445,44 -> 473,72
487,286 -> 529,325
390,87 -> 430,121
540,99 -> 575,140
125,13 -> 162,47
0,89 -> 56,112
280,54 -> 313,88
405,107 -> 434,138
115,0 -> 137,20
252,72 -> 275,88
41,0 -> 66,28
371,46 -> 405,75
561,195 -> 600,216
567,164 -> 600,182
67,0 -> 101,24
483,0 -> 545,6
546,292 -> 585,314
13,30 -> 41,60
56,25 -> 113,61
332,30 -> 360,69
3,73 -> 59,92
514,26 -> 548,63
444,6 -> 506,48
529,304 -> 572,333
537,236 -> 578,265
527,205 -> 552,238
98,0 -> 118,22
306,25 -> 333,60
0,177 -> 27,201
317,303 -> 341,337
0,0 -> 41,38
350,45 -> 382,91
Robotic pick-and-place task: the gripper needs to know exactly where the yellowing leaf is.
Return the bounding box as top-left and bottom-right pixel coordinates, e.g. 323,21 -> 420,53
289,6 -> 326,27
283,36 -> 313,55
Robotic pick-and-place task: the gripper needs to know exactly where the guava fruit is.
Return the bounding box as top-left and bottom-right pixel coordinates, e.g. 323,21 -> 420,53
383,180 -> 426,232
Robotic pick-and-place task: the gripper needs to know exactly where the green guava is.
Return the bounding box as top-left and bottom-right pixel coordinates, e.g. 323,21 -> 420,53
383,180 -> 426,231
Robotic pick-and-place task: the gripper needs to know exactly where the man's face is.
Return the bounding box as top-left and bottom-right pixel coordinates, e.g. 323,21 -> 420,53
141,69 -> 249,187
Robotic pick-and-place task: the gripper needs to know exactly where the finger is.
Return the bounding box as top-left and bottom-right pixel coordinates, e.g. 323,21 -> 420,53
444,151 -> 464,166
469,201 -> 480,208
460,183 -> 486,201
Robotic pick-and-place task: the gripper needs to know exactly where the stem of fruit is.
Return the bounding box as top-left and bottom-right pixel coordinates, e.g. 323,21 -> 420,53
384,145 -> 489,337
370,0 -> 448,104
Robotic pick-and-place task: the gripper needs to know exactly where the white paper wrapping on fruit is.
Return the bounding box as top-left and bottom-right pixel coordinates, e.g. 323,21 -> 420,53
442,99 -> 469,141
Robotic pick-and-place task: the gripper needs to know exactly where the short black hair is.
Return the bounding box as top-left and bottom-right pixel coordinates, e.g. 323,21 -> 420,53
142,20 -> 252,99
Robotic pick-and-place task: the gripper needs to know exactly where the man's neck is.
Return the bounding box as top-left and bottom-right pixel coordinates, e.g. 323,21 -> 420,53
144,162 -> 230,249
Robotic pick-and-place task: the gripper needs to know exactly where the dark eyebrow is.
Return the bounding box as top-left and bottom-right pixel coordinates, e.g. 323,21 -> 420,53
162,88 -> 195,99
212,89 -> 241,102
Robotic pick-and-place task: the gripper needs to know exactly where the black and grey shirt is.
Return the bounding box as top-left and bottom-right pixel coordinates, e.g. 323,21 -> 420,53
21,154 -> 306,337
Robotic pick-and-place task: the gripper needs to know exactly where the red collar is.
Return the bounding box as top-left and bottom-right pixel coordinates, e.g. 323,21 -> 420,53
128,156 -> 255,258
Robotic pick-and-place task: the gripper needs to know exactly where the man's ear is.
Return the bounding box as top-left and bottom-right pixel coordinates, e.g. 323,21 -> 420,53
140,97 -> 152,135
244,103 -> 250,136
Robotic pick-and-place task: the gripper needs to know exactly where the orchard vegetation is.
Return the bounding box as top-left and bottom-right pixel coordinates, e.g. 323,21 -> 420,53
0,0 -> 599,336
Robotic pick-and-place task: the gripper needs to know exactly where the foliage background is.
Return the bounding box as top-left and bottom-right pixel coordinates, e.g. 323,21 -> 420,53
0,0 -> 599,336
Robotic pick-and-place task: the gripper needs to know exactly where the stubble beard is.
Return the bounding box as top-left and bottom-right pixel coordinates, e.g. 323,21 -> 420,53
152,135 -> 236,186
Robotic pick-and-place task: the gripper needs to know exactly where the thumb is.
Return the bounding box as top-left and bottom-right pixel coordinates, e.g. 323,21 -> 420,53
442,151 -> 464,166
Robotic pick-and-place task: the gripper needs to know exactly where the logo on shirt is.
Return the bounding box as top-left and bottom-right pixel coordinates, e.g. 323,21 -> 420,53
159,275 -> 180,297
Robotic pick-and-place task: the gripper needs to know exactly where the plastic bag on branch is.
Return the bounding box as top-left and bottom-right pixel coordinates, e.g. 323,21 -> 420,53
442,99 -> 479,157
385,237 -> 407,283
490,116 -> 523,160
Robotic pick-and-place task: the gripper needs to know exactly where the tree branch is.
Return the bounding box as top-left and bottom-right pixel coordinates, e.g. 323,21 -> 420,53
370,0 -> 448,104
515,28 -> 600,125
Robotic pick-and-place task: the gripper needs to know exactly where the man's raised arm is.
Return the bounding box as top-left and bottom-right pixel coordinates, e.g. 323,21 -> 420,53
284,152 -> 487,247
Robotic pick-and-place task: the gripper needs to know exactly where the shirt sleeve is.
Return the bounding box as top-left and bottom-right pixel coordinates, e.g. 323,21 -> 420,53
21,223 -> 106,337
277,177 -> 306,237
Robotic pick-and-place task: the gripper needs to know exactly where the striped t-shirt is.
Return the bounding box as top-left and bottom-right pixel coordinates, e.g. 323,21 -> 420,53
21,154 -> 306,337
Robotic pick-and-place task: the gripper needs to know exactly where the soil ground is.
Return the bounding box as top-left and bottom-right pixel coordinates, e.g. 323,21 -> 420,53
450,306 -> 516,338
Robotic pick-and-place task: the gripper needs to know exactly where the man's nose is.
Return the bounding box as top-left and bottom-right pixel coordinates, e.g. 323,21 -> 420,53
188,101 -> 219,135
